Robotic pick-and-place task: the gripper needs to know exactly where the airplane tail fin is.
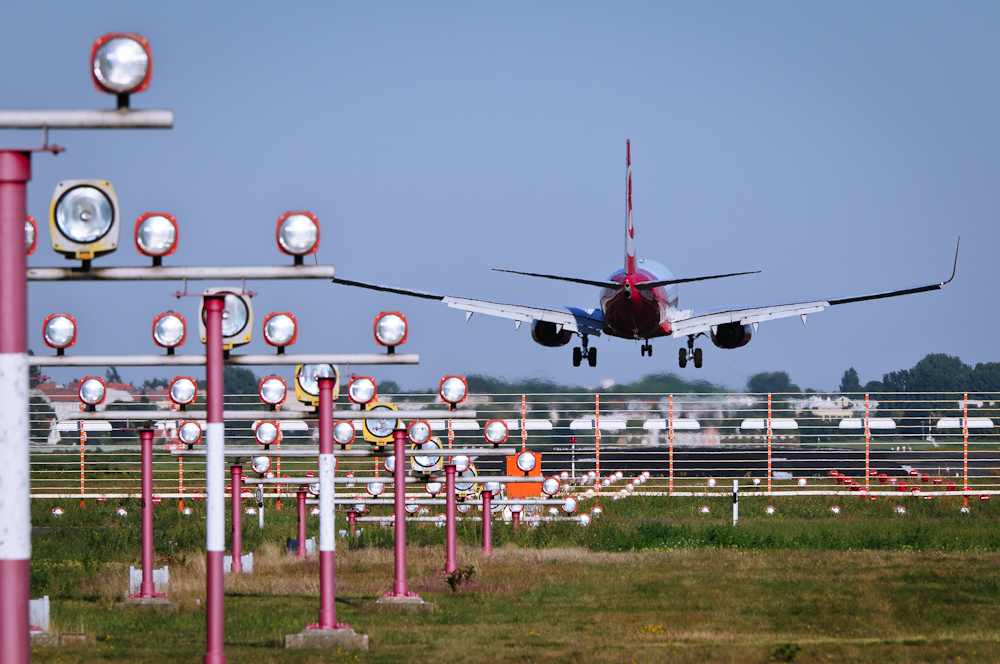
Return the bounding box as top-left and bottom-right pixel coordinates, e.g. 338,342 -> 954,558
625,139 -> 637,275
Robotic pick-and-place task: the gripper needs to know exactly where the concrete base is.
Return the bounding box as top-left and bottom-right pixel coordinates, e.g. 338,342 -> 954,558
369,594 -> 436,613
112,597 -> 180,612
30,632 -> 93,647
285,627 -> 370,650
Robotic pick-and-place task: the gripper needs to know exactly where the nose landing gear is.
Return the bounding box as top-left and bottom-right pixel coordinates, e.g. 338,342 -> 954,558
572,335 -> 597,367
678,336 -> 702,368
640,342 -> 652,357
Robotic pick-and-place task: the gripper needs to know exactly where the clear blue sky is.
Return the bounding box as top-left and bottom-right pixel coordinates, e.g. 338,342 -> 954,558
4,3 -> 997,392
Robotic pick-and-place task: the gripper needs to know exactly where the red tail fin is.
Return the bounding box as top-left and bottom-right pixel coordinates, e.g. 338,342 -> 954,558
625,140 -> 636,275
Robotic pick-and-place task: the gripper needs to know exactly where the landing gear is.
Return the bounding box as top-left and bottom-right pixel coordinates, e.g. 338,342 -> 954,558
573,335 -> 597,367
678,335 -> 703,369
640,342 -> 653,357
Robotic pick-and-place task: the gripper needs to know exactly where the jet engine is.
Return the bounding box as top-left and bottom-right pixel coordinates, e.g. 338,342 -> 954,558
531,320 -> 573,347
710,322 -> 752,349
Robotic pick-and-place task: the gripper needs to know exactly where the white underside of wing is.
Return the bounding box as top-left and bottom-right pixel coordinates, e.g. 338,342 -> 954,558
669,300 -> 829,337
442,296 -> 603,336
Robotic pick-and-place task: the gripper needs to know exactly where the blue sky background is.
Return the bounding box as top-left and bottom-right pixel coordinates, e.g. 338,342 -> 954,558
4,3 -> 997,392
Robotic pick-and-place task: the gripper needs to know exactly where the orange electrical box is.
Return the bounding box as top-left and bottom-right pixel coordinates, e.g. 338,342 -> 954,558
505,452 -> 542,498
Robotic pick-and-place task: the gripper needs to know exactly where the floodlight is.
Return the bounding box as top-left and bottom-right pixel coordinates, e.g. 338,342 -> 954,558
152,312 -> 186,353
276,211 -> 320,264
168,377 -> 197,407
251,456 -> 271,475
262,312 -> 297,351
483,481 -> 501,497
579,513 -> 591,527
308,482 -> 320,497
405,498 -> 419,515
407,420 -> 432,445
78,377 -> 106,407
425,482 -> 443,496
590,506 -> 603,518
374,312 -> 407,353
135,213 -> 177,265
439,375 -> 468,406
411,438 -> 442,473
43,313 -> 77,354
362,402 -> 399,446
199,288 -> 254,351
91,33 -> 153,106
561,497 -> 578,514
259,376 -> 287,406
255,421 -> 279,447
366,482 -> 385,497
348,376 -> 377,405
509,503 -> 523,513
484,419 -> 509,445
345,472 -> 356,488
541,477 -> 560,496
457,503 -> 472,514
332,420 -> 356,448
25,216 -> 37,255
455,465 -> 479,497
49,180 -> 120,264
294,363 -> 340,407
451,455 -> 471,472
515,451 -> 536,473
177,420 -> 203,446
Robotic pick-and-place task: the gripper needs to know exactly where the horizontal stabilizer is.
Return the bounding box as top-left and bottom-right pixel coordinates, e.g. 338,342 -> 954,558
634,269 -> 760,291
492,268 -> 618,289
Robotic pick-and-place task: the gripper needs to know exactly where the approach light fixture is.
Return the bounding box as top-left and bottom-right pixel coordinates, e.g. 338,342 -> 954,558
276,211 -> 320,264
425,482 -> 443,496
25,216 -> 37,255
258,376 -> 287,407
373,312 -> 407,353
332,421 -> 356,448
362,402 -> 399,446
308,482 -> 320,497
168,377 -> 197,408
561,497 -> 578,514
483,481 -> 502,496
78,377 -> 106,409
541,477 -> 561,497
43,313 -> 77,354
383,456 -> 396,474
515,451 -> 537,473
262,312 -> 297,352
366,482 -> 384,497
49,180 -> 120,265
251,456 -> 271,476
177,420 -> 203,446
411,438 -> 442,473
134,213 -> 177,265
451,455 -> 471,473
439,375 -> 468,408
294,363 -> 340,407
484,419 -> 509,446
455,465 -> 479,497
91,33 -> 153,107
345,472 -> 356,489
254,421 -> 279,447
152,312 -> 186,354
407,420 -> 432,445
347,376 -> 377,405
404,498 -> 419,515
199,288 -> 253,351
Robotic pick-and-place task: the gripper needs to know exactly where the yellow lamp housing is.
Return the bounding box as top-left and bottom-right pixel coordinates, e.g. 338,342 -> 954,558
361,401 -> 399,447
48,179 -> 121,262
454,464 -> 480,499
198,287 -> 254,351
293,363 -> 341,408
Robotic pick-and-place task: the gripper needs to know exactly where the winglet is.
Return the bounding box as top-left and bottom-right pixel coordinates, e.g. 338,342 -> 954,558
942,236 -> 960,286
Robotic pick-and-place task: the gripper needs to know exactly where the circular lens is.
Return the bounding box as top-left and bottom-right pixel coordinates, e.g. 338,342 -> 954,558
365,404 -> 396,438
93,37 -> 149,93
541,477 -> 560,496
483,481 -> 501,494
516,451 -> 536,473
251,456 -> 271,474
579,514 -> 591,526
178,421 -> 202,445
425,482 -> 442,495
451,455 -> 470,472
413,440 -> 441,469
308,482 -> 320,496
332,421 -> 356,446
484,420 -> 508,444
348,377 -> 376,404
366,482 -> 384,497
345,472 -> 356,488
255,421 -> 279,445
79,378 -> 105,405
509,503 -> 523,513
220,294 -> 249,337
44,315 -> 76,348
169,378 -> 197,405
297,364 -> 336,397
153,313 -> 185,347
25,219 -> 35,253
405,499 -> 419,514
136,215 -> 176,256
562,497 -> 578,514
384,455 -> 396,473
375,313 -> 406,346
259,377 -> 286,405
408,421 -> 431,445
55,186 -> 114,243
277,213 -> 319,255
456,468 -> 477,493
440,376 -> 467,404
264,313 -> 296,346
457,503 -> 472,514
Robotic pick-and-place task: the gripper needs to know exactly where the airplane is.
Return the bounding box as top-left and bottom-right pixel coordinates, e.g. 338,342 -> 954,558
333,141 -> 959,369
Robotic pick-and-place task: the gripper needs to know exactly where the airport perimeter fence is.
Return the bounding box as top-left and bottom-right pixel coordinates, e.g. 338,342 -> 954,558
27,391 -> 1000,503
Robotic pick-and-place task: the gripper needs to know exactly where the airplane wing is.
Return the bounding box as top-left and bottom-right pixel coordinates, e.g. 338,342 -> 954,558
669,239 -> 960,338
332,278 -> 604,336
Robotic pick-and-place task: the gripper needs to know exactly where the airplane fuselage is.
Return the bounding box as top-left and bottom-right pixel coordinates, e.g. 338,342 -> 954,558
599,259 -> 679,340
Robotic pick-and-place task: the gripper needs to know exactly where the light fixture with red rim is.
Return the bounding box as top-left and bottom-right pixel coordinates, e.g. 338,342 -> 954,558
439,375 -> 468,407
262,312 -> 297,352
135,212 -> 178,266
258,376 -> 287,407
177,420 -> 203,446
169,377 -> 198,408
407,420 -> 432,445
484,419 -> 509,446
152,312 -> 186,354
25,216 -> 37,255
373,312 -> 407,353
43,313 -> 77,354
254,421 -> 279,448
78,376 -> 106,409
91,33 -> 153,108
332,421 -> 356,448
275,211 -> 320,264
348,376 -> 377,405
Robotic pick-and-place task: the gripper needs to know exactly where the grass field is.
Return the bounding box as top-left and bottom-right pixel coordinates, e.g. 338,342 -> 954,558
28,494 -> 1000,663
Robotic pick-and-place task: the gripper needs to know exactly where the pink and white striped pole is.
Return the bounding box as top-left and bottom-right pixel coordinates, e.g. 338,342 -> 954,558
138,428 -> 156,597
203,294 -> 227,664
445,464 -> 457,573
481,490 -> 493,556
0,149 -> 31,664
230,464 -> 243,574
315,375 -> 345,628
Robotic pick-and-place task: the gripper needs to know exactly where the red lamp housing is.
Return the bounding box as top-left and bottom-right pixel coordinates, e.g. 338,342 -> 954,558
90,33 -> 153,95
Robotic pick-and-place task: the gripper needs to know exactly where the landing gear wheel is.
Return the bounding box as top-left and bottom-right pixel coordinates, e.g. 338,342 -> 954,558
573,347 -> 582,367
693,347 -> 703,369
641,342 -> 652,357
678,348 -> 687,368
588,347 -> 597,367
